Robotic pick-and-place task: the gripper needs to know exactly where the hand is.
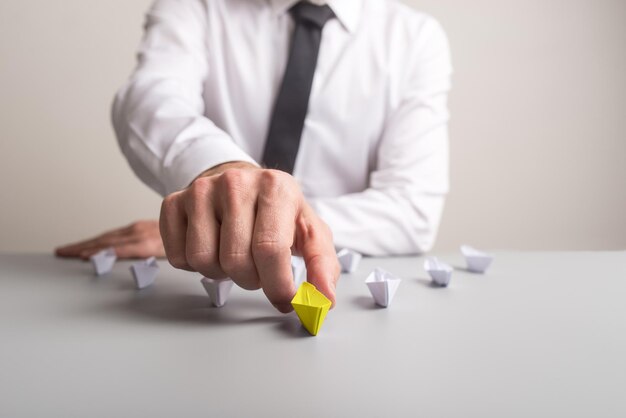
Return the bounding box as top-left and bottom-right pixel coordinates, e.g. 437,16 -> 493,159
55,220 -> 165,260
160,162 -> 340,312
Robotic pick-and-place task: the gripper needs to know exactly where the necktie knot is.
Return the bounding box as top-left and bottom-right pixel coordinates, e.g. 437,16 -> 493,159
290,2 -> 335,29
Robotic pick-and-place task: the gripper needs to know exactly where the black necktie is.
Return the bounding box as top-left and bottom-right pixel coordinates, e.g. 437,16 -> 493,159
262,2 -> 335,174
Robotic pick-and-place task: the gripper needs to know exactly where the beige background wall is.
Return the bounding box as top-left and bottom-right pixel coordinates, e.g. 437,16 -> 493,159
1,0 -> 625,253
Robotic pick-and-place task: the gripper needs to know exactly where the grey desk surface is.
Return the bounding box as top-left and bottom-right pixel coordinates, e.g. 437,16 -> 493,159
1,252 -> 625,418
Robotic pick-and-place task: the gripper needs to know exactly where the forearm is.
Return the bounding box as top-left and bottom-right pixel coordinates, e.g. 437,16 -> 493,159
318,17 -> 452,256
310,188 -> 445,256
112,0 -> 257,196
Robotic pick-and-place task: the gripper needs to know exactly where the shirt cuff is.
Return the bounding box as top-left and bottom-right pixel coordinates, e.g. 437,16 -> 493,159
161,137 -> 259,195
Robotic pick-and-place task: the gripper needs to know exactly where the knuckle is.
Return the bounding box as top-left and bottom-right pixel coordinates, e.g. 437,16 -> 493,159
188,180 -> 206,201
219,169 -> 247,190
187,177 -> 213,203
186,251 -> 212,270
191,175 -> 211,189
161,193 -> 179,216
219,249 -> 260,290
258,170 -> 301,207
167,254 -> 189,271
219,250 -> 248,273
259,169 -> 286,192
186,251 -> 223,278
251,240 -> 286,259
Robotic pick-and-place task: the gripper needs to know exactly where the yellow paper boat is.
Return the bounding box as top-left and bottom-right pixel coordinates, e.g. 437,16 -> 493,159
291,282 -> 331,336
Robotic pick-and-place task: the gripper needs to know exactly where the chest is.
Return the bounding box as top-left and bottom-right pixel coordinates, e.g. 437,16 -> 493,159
204,12 -> 391,144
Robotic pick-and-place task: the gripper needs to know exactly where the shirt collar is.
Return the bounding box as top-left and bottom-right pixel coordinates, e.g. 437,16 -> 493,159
269,0 -> 362,33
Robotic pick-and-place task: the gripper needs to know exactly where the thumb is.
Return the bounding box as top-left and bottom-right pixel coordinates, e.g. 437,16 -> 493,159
295,207 -> 340,306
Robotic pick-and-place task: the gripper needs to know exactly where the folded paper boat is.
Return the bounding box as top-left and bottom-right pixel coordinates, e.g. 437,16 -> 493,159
460,245 -> 494,273
365,268 -> 401,308
90,247 -> 117,276
291,282 -> 332,336
424,257 -> 453,287
201,277 -> 235,307
130,257 -> 159,289
337,248 -> 362,273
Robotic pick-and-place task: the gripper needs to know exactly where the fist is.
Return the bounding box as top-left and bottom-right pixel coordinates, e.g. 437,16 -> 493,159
159,164 -> 340,312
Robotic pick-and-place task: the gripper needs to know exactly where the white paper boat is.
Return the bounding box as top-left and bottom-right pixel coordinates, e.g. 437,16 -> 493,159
424,257 -> 453,287
460,245 -> 494,273
365,268 -> 402,308
291,256 -> 307,288
201,277 -> 234,307
90,247 -> 117,276
337,248 -> 362,273
130,257 -> 159,289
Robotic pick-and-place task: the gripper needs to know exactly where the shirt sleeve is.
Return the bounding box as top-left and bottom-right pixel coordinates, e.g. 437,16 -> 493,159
111,0 -> 258,197
309,17 -> 452,256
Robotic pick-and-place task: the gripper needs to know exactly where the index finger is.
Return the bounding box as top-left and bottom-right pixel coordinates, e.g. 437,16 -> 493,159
296,206 -> 340,307
251,173 -> 298,313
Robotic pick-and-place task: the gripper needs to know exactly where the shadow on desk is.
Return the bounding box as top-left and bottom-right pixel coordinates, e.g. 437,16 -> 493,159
95,287 -> 312,339
413,277 -> 451,289
11,256 -> 313,338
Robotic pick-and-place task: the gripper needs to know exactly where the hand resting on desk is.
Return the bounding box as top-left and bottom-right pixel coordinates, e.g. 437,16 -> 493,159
55,220 -> 165,260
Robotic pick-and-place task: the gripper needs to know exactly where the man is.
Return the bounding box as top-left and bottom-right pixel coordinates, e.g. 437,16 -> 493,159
57,0 -> 452,312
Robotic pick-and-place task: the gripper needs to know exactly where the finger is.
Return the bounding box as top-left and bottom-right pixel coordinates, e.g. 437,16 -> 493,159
111,240 -> 161,259
55,229 -> 130,257
79,248 -> 103,260
79,246 -> 115,260
184,180 -> 226,278
79,245 -> 124,260
251,171 -> 298,313
217,171 -> 260,290
160,192 -> 191,271
55,236 -> 133,257
296,206 -> 340,307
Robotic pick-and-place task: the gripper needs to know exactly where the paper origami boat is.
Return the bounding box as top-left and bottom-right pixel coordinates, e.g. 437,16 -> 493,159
365,268 -> 401,308
460,245 -> 494,274
291,282 -> 332,336
90,247 -> 117,276
337,248 -> 362,273
201,277 -> 234,307
130,257 -> 159,289
424,257 -> 453,287
291,256 -> 307,288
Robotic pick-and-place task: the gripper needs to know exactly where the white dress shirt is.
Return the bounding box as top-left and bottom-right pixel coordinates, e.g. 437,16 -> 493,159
112,0 -> 452,256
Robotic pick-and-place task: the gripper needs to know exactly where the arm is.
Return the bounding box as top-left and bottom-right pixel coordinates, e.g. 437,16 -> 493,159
309,18 -> 452,256
112,1 -> 338,309
112,0 -> 257,196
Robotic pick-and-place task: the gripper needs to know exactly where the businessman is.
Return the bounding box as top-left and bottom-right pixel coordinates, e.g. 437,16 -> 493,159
57,0 -> 452,312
